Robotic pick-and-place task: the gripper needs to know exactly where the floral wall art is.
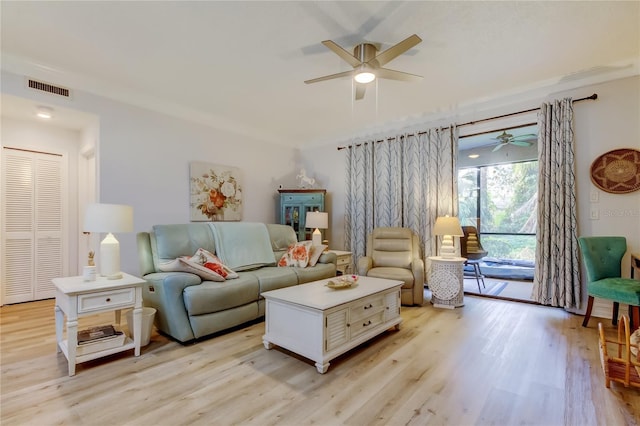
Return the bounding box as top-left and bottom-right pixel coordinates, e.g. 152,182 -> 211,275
190,162 -> 243,221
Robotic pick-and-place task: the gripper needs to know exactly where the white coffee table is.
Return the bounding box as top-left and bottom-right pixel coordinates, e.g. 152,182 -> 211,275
262,276 -> 402,373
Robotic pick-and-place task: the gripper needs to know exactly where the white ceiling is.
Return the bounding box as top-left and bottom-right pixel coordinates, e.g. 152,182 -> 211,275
1,1 -> 639,149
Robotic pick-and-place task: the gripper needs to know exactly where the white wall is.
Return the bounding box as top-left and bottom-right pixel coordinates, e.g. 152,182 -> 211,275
300,76 -> 640,314
1,71 -> 299,276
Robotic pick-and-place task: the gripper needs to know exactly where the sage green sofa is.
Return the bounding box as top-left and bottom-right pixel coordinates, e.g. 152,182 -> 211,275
137,222 -> 337,343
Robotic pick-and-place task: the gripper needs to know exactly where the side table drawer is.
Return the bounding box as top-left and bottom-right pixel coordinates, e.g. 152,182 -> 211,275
336,256 -> 351,267
78,288 -> 135,314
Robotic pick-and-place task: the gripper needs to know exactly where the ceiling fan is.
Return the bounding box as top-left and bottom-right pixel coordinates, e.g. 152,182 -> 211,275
491,131 -> 537,152
304,34 -> 423,100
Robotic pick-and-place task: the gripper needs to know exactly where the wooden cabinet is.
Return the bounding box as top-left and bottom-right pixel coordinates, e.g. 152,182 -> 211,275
278,189 -> 325,242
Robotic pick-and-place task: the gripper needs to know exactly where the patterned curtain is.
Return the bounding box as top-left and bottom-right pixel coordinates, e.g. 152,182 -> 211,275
344,126 -> 458,269
532,98 -> 581,309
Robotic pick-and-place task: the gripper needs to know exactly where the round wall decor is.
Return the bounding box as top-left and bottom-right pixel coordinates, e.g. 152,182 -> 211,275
590,148 -> 640,194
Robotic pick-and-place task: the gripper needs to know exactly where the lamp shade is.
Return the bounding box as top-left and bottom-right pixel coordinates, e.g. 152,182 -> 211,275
84,203 -> 133,233
432,216 -> 464,237
305,211 -> 328,230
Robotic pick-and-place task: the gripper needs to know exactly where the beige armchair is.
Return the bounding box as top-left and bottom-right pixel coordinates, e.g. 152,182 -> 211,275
357,227 -> 425,306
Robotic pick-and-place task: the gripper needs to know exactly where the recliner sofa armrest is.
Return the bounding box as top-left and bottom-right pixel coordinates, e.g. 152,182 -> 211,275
137,232 -> 156,277
141,272 -> 202,343
318,251 -> 337,266
357,256 -> 373,275
411,258 -> 425,287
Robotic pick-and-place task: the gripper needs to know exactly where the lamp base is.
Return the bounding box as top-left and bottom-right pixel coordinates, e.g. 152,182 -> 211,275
106,272 -> 123,280
312,228 -> 322,246
439,235 -> 457,258
100,233 -> 122,280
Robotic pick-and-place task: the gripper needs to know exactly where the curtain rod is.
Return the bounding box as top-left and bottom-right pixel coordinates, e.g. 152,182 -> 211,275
336,93 -> 598,150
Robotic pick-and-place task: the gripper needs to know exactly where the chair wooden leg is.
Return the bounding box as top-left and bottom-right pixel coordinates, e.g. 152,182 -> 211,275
612,302 -> 620,326
582,296 -> 594,327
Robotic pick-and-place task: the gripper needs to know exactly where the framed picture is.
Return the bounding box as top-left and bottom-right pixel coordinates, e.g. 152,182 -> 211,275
190,162 -> 243,221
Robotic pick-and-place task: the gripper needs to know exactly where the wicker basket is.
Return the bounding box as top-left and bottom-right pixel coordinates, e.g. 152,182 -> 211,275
597,315 -> 640,388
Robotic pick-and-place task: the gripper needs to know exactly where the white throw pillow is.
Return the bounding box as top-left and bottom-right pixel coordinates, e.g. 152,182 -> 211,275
189,248 -> 238,280
158,247 -> 240,281
158,256 -> 225,281
309,244 -> 328,267
178,258 -> 226,281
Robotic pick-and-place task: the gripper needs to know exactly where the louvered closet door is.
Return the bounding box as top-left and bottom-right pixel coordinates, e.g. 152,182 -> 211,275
2,149 -> 66,304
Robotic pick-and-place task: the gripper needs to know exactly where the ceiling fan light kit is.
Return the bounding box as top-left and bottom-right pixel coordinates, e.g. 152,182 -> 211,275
354,69 -> 375,84
305,34 -> 423,100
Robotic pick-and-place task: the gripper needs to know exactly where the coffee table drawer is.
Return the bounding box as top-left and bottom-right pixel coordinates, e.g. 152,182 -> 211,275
349,295 -> 384,321
78,288 -> 135,313
350,311 -> 385,338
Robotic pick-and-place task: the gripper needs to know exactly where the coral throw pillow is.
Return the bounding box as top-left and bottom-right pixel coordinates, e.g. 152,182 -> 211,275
278,241 -> 313,268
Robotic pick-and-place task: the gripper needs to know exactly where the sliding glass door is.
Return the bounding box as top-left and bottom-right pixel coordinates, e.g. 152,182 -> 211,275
458,160 -> 537,263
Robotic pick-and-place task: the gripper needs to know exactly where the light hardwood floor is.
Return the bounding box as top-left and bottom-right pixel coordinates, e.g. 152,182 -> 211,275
2,296 -> 639,425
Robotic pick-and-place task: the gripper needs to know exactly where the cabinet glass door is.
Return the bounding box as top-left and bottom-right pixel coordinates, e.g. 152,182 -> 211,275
283,205 -> 301,234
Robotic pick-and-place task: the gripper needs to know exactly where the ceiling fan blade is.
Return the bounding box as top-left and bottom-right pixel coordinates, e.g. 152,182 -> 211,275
355,83 -> 366,100
370,34 -> 422,67
304,70 -> 354,84
321,40 -> 362,67
492,143 -> 505,152
375,67 -> 423,82
510,140 -> 533,147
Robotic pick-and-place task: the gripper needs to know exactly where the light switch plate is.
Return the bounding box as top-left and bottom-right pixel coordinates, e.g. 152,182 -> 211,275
590,207 -> 599,220
589,189 -> 599,203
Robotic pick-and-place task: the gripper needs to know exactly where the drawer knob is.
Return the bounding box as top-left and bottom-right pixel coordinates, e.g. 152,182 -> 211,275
106,298 -> 111,302
363,320 -> 372,327
364,304 -> 373,310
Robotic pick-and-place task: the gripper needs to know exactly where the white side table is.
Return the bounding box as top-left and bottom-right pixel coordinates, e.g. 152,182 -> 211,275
327,250 -> 352,275
428,256 -> 466,309
53,272 -> 145,376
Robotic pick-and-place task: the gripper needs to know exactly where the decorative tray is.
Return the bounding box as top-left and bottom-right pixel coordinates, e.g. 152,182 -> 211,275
326,275 -> 359,289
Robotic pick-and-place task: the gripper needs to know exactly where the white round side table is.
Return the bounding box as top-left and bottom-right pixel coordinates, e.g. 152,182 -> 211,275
428,256 -> 466,308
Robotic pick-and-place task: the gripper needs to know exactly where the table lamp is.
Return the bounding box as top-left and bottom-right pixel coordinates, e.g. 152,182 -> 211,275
84,203 -> 133,279
433,215 -> 464,258
305,211 -> 328,246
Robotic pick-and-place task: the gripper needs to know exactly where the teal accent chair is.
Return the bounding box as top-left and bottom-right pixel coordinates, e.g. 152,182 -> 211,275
578,236 -> 640,328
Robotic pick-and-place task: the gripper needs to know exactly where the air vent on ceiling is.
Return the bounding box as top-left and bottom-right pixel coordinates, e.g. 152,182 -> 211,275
27,79 -> 71,98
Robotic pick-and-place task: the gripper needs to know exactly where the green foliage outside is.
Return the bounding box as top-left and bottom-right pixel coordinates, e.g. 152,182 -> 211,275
458,161 -> 538,261
482,235 -> 536,261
